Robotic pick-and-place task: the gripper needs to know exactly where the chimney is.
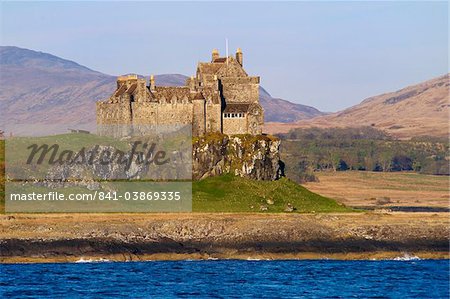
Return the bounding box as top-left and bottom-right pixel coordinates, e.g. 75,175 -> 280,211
150,75 -> 155,92
236,48 -> 243,66
189,76 -> 196,92
212,49 -> 219,62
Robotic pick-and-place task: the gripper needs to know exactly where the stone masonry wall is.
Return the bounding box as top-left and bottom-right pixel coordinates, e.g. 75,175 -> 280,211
221,80 -> 259,104
222,117 -> 248,135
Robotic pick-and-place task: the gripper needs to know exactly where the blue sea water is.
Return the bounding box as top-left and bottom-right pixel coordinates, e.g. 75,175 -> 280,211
1,259 -> 449,298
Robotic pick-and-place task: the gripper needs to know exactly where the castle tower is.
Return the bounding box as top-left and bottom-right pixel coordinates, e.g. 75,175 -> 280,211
189,76 -> 196,92
236,48 -> 243,66
212,49 -> 219,62
192,92 -> 206,136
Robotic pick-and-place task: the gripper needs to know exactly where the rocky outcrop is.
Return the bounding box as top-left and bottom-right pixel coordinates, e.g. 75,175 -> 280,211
193,133 -> 283,180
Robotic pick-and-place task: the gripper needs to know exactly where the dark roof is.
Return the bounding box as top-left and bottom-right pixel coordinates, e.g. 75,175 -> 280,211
213,57 -> 228,63
223,103 -> 250,113
114,83 -> 137,97
126,83 -> 137,94
114,84 -> 127,96
198,62 -> 223,75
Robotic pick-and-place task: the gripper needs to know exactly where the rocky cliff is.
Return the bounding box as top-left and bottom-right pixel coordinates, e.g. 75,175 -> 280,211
193,133 -> 283,180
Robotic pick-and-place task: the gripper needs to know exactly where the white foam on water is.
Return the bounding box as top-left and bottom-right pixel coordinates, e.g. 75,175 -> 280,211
75,257 -> 111,263
392,253 -> 421,261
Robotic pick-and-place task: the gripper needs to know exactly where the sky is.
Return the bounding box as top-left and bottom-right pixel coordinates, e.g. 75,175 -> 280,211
0,1 -> 448,112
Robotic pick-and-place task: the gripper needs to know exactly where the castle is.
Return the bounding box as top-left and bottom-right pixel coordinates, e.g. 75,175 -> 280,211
96,48 -> 264,136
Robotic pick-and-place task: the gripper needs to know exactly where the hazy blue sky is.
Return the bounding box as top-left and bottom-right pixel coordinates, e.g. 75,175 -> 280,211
1,1 -> 447,111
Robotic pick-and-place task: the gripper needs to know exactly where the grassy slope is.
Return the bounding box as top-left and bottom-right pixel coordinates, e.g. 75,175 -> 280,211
192,174 -> 350,212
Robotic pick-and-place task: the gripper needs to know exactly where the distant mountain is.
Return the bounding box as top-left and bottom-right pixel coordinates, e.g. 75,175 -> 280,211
0,46 -> 112,126
265,74 -> 449,139
0,46 -> 100,73
259,87 -> 325,122
0,46 -> 323,129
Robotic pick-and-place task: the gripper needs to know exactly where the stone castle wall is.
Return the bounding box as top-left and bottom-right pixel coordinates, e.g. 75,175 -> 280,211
132,102 -> 194,125
98,102 -> 223,136
205,102 -> 222,133
222,117 -> 248,135
96,102 -> 132,124
221,77 -> 259,104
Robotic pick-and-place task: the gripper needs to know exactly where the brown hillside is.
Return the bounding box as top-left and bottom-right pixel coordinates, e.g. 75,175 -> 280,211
266,74 -> 449,139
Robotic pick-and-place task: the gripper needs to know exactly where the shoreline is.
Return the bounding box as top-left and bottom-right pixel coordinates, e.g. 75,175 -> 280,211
2,251 -> 449,264
1,212 -> 448,264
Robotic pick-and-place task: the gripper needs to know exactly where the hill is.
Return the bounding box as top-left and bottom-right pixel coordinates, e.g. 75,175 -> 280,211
193,174 -> 350,212
259,87 -> 325,122
0,46 -> 322,130
266,74 -> 449,139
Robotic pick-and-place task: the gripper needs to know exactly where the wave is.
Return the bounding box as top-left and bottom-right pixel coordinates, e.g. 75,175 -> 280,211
392,253 -> 421,261
246,258 -> 262,261
75,257 -> 111,263
391,253 -> 421,261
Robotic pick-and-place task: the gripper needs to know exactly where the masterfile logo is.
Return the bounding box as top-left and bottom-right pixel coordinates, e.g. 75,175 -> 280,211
5,124 -> 192,212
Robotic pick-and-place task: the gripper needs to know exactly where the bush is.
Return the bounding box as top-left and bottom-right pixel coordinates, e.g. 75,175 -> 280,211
337,159 -> 349,171
391,155 -> 413,171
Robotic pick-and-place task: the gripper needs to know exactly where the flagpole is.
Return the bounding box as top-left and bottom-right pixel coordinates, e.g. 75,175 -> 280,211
226,38 -> 229,66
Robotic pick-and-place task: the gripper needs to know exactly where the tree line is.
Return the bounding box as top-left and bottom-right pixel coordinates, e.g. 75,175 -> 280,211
276,127 -> 449,183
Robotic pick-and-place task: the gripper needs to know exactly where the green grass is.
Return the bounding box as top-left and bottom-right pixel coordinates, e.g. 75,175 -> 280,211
192,174 -> 351,213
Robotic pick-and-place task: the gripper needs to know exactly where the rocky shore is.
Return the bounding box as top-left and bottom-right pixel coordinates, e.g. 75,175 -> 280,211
0,212 -> 448,263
